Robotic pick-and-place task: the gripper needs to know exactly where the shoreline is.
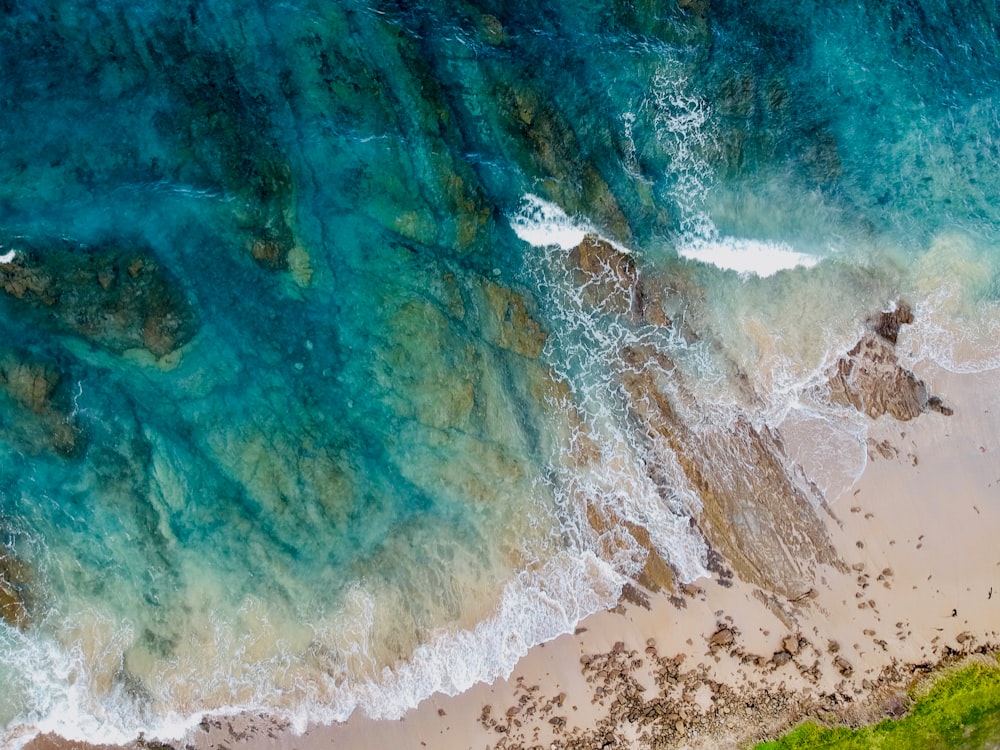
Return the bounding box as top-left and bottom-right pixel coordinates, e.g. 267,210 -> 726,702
25,362 -> 1000,750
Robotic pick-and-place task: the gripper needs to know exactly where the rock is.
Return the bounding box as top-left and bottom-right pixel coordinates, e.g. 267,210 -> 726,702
782,635 -> 800,655
476,13 -> 507,45
772,650 -> 792,667
827,303 -> 949,421
618,345 -> 840,598
0,348 -> 84,457
0,240 -> 198,357
0,553 -> 31,629
927,396 -> 954,416
568,235 -> 668,325
801,129 -> 843,183
0,356 -> 59,415
872,303 -> 914,345
834,656 -> 853,676
481,281 -> 547,359
677,0 -> 710,19
709,627 -> 735,648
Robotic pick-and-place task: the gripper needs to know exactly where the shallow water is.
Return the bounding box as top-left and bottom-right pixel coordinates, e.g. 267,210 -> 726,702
0,0 -> 998,744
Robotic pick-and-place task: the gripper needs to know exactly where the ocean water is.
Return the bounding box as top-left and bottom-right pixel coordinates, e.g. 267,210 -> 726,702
1,0 -> 999,744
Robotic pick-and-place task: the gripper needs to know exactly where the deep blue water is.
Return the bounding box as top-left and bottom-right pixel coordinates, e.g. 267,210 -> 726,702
1,0 -> 999,743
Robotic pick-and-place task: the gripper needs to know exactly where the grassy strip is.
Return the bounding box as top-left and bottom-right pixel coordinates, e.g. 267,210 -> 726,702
755,656 -> 1000,750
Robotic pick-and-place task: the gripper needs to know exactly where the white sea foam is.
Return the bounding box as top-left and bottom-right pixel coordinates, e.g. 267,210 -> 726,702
896,231 -> 1000,374
648,60 -> 718,240
350,550 -> 624,721
0,249 -> 16,264
643,59 -> 821,279
1,543 -> 627,748
510,194 -> 631,255
677,236 -> 820,277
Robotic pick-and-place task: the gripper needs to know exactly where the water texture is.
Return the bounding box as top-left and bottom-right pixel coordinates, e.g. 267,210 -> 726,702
0,0 -> 998,744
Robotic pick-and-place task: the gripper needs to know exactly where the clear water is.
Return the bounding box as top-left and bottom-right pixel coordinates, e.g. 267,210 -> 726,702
0,0 -> 998,744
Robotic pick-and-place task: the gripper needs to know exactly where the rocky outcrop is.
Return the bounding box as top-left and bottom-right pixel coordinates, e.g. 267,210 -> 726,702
585,501 -> 676,595
618,345 -> 839,599
562,235 -> 839,599
0,241 -> 198,357
568,236 -> 667,325
828,303 -> 951,421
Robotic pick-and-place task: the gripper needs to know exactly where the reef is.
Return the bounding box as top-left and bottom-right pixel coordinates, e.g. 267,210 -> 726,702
0,347 -> 83,456
0,239 -> 198,357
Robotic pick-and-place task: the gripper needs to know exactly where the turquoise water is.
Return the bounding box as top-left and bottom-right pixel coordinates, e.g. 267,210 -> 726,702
1,0 -> 999,744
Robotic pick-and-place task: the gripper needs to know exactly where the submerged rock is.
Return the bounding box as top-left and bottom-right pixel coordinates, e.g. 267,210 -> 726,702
0,348 -> 84,456
150,33 -> 299,271
0,553 -> 32,630
494,79 -> 633,243
0,240 -> 198,357
481,281 -> 547,359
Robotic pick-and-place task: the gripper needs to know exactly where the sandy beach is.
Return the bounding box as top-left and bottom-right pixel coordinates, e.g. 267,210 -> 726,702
23,357 -> 987,750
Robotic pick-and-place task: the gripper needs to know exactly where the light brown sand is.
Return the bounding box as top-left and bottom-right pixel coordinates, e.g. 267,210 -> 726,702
28,365 -> 1000,750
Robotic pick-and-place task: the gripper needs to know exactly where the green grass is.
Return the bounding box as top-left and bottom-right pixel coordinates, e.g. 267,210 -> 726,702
756,656 -> 1000,750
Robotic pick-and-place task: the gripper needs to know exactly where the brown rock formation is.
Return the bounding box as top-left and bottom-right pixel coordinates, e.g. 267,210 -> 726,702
618,345 -> 839,599
0,553 -> 31,629
568,235 -> 667,325
828,302 -> 951,421
585,501 -> 676,595
561,234 -> 839,599
0,241 -> 198,357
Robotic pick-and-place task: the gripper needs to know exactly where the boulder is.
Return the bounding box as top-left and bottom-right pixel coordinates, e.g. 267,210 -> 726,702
709,627 -> 735,648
